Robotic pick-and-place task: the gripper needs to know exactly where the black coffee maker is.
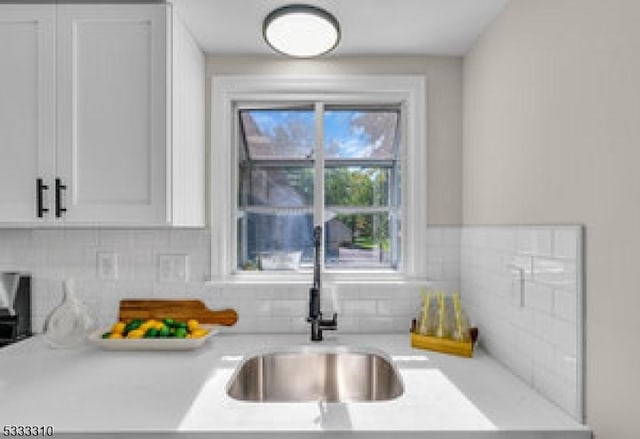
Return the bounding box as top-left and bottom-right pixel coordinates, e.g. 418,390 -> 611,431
0,272 -> 32,347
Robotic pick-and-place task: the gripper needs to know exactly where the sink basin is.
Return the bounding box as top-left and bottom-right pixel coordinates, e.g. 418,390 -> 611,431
226,347 -> 404,402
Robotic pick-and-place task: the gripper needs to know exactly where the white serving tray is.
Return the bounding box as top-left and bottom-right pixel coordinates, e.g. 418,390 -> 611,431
88,325 -> 218,351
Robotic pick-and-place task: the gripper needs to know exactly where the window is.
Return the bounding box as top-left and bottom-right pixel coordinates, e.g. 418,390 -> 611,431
237,106 -> 401,271
211,75 -> 427,282
237,108 -> 315,270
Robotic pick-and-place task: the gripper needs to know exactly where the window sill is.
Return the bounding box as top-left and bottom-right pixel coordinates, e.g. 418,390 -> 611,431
206,270 -> 430,287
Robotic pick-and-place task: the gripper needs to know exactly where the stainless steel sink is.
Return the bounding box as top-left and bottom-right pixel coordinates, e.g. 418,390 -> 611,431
226,347 -> 404,402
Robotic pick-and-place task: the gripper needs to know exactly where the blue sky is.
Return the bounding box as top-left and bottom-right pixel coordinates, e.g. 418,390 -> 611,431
324,111 -> 372,158
248,110 -> 372,158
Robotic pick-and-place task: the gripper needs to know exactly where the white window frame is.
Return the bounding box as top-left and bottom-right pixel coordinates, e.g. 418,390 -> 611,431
210,75 -> 427,284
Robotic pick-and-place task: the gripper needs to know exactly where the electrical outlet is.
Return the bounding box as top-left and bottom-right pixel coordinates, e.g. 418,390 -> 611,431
157,254 -> 188,283
97,252 -> 118,280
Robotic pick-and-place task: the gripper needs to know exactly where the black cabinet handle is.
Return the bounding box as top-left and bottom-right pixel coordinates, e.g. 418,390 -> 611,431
36,178 -> 49,218
55,178 -> 67,218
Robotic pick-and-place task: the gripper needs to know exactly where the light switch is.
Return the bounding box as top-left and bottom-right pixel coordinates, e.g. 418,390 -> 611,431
97,252 -> 118,280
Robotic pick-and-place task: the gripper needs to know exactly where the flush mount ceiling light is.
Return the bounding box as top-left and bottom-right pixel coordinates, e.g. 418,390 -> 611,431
263,4 -> 340,58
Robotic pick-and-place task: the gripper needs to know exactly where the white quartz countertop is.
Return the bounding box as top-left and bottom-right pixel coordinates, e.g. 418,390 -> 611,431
0,333 -> 590,438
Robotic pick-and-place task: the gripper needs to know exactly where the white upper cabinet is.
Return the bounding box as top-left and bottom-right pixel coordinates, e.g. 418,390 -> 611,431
0,4 -> 205,227
56,5 -> 168,224
0,6 -> 54,223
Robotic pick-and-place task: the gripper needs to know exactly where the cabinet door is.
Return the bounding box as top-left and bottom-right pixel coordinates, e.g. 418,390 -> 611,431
55,5 -> 168,225
0,6 -> 55,223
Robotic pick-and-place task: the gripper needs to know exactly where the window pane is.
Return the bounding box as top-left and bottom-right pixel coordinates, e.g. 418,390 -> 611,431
237,213 -> 313,271
324,212 -> 400,269
240,110 -> 314,160
324,110 -> 399,159
240,166 -> 313,207
236,104 -> 402,273
325,166 -> 390,206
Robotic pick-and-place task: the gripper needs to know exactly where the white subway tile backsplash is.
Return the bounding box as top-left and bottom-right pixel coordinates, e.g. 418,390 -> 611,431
187,247 -> 210,283
532,256 -> 577,288
152,281 -> 188,298
553,385 -> 578,420
529,335 -> 556,373
0,247 -> 13,266
551,319 -> 577,357
0,229 -> 32,247
441,245 -> 460,264
532,366 -> 564,406
525,282 -> 554,313
555,350 -> 578,386
290,316 -> 309,333
64,229 -> 100,247
254,317 -> 292,333
129,249 -> 155,275
443,262 -> 460,281
485,273 -> 509,299
427,262 -> 444,279
253,300 -> 278,316
553,288 -> 578,323
334,317 -> 358,333
32,230 -> 66,249
441,228 -> 461,249
169,228 -> 208,248
227,316 -> 254,333
98,230 -> 134,248
185,282 -> 207,297
461,225 -> 582,420
394,317 -> 414,333
516,229 -> 553,256
427,245 -> 444,262
510,255 -> 533,279
257,299 -> 307,317
376,299 -> 416,317
342,299 -> 377,317
201,287 -> 222,304
426,227 -> 444,247
532,311 -> 557,342
491,229 -> 516,252
510,345 -> 534,383
358,317 -> 394,333
133,229 -> 170,248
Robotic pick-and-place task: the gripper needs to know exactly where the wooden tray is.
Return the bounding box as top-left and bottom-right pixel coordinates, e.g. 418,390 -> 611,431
410,331 -> 475,358
118,299 -> 238,326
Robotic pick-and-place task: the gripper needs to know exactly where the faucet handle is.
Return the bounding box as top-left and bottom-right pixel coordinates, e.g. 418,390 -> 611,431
319,312 -> 338,330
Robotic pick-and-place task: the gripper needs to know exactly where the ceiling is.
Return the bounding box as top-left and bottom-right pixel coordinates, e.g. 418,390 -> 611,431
170,0 -> 510,57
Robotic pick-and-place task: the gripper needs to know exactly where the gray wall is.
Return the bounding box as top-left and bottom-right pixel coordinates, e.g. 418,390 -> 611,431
205,56 -> 463,226
463,0 -> 640,437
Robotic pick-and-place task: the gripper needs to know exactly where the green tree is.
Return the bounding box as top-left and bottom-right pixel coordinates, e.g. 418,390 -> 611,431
325,167 -> 390,246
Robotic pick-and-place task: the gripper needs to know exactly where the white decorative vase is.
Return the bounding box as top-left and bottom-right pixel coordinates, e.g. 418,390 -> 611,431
43,278 -> 96,348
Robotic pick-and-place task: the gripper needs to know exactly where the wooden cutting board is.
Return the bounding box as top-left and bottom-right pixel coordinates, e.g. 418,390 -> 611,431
119,299 -> 238,326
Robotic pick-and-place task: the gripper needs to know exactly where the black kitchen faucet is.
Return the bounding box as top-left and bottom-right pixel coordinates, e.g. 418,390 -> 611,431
307,225 -> 337,341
